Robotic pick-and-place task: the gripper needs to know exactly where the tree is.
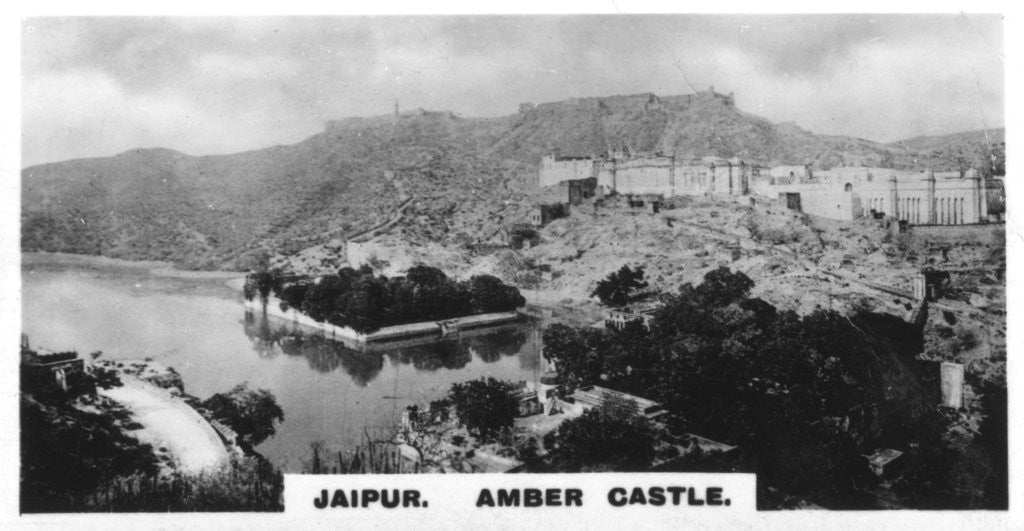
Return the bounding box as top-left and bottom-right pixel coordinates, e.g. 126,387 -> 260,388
406,264 -> 449,288
542,324 -> 608,392
339,275 -> 391,333
201,383 -> 285,448
975,382 -> 1008,508
693,266 -> 754,307
277,282 -> 309,311
977,142 -> 1005,178
448,378 -> 519,440
544,395 -> 656,471
592,265 -> 648,306
243,270 -> 279,303
300,275 -> 348,323
468,274 -> 526,314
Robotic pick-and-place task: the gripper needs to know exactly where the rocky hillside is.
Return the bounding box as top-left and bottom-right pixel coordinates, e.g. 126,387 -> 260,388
495,93 -> 915,169
889,128 -> 1004,152
22,91 -> 1002,269
887,128 -> 1005,177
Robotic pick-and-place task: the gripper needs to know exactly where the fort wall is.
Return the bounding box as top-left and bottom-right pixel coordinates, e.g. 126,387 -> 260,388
540,153 -> 755,198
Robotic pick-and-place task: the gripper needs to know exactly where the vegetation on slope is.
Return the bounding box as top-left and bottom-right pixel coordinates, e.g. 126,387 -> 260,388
542,267 -> 1003,509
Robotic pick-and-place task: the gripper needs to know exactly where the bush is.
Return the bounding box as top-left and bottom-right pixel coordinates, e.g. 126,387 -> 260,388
544,395 -> 656,471
201,383 -> 284,448
448,378 -> 519,440
592,265 -> 648,307
80,457 -> 283,512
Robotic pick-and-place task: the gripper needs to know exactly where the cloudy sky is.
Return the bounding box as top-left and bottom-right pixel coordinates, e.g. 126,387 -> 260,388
21,14 -> 1004,167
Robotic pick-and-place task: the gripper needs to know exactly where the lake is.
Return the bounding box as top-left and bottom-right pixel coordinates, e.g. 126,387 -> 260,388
21,253 -> 543,471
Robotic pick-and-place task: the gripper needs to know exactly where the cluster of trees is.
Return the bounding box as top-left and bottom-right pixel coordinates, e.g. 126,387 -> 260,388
447,377 -> 520,441
591,265 -> 648,307
201,383 -> 286,450
545,266 -> 990,508
249,265 -> 526,334
21,391 -> 161,512
542,395 -> 656,471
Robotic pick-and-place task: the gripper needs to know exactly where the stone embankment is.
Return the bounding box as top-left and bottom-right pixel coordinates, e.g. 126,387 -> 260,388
244,295 -> 521,346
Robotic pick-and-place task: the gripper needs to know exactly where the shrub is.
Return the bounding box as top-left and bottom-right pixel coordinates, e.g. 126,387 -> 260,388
592,265 -> 648,307
448,378 -> 519,440
201,383 -> 285,448
545,395 -> 655,471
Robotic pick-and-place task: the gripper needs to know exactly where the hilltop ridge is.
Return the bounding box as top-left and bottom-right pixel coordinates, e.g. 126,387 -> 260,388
21,90 -> 1004,269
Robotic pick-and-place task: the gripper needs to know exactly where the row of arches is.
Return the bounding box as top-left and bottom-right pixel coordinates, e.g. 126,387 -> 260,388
865,196 -> 971,225
896,197 -> 924,224
937,197 -> 967,225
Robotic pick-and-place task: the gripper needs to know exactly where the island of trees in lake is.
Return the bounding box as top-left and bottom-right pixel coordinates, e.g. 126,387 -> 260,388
244,265 -> 526,334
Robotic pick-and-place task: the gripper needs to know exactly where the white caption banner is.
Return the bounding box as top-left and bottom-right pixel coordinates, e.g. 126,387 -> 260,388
285,472 -> 756,527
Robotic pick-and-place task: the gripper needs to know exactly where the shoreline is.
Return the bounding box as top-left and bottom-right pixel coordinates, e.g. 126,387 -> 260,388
245,295 -> 523,347
21,251 -> 245,280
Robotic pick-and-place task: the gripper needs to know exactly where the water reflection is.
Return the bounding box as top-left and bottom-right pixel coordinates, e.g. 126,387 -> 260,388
242,310 -> 536,386
24,257 -> 546,471
282,336 -> 384,386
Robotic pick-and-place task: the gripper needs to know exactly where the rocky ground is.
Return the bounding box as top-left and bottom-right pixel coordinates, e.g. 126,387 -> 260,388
274,191 -> 1006,385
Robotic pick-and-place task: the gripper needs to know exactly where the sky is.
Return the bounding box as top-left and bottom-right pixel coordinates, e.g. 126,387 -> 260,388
20,14 -> 1005,167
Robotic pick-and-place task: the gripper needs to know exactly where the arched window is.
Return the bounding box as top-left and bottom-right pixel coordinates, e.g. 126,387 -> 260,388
844,183 -> 853,192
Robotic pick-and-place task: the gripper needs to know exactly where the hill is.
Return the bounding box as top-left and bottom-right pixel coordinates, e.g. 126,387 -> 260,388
886,128 -> 1005,177
888,128 -> 1004,152
21,91 -> 1001,269
496,93 -> 914,169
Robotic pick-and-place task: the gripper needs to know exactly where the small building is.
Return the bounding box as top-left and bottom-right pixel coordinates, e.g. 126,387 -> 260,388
626,194 -> 663,211
926,245 -> 951,263
864,448 -> 903,477
566,385 -> 667,420
661,431 -> 737,456
714,244 -> 742,263
912,269 -> 951,301
567,177 -> 598,205
511,386 -> 543,417
940,362 -> 965,409
529,203 -> 569,227
605,302 -> 662,331
21,346 -> 85,392
769,165 -> 813,184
